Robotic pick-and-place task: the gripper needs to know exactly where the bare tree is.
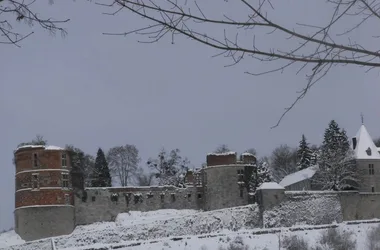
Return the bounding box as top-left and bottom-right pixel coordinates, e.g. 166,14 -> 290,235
99,0 -> 380,127
1,0 -> 69,47
107,144 -> 140,186
17,134 -> 47,147
244,148 -> 257,156
147,147 -> 190,186
214,144 -> 231,153
270,144 -> 298,182
134,167 -> 155,186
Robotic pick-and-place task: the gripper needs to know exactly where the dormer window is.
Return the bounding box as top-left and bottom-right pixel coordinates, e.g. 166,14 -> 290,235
352,137 -> 357,149
366,147 -> 372,156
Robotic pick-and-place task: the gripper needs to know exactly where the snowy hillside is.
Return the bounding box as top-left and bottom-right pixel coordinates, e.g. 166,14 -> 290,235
55,205 -> 260,249
1,206 -> 380,250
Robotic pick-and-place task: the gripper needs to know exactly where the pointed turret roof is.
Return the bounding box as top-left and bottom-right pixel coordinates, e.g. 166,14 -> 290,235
353,125 -> 380,160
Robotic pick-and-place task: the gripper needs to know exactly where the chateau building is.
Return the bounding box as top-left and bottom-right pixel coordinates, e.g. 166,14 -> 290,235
13,147 -> 256,241
12,123 -> 380,241
280,124 -> 380,192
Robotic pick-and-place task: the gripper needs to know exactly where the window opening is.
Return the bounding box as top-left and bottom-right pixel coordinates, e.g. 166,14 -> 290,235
33,153 -> 38,167
64,194 -> 70,205
31,174 -> 39,190
62,173 -> 69,188
369,164 -> 375,175
61,153 -> 67,168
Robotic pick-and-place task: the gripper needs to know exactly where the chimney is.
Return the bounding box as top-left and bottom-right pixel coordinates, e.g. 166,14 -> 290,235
352,137 -> 357,150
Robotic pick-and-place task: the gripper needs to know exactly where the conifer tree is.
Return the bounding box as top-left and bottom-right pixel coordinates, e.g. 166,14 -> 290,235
92,148 -> 112,187
297,134 -> 312,170
247,159 -> 272,195
309,145 -> 320,167
314,120 -> 358,190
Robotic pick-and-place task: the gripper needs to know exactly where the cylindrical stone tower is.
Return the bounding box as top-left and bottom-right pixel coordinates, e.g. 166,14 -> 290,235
14,145 -> 75,241
203,152 -> 256,211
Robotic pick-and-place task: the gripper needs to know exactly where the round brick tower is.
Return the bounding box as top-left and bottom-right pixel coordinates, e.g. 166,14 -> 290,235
14,145 -> 75,241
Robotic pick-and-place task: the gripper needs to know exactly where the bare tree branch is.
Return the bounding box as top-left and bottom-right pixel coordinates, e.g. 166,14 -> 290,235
97,0 -> 380,127
0,0 -> 69,47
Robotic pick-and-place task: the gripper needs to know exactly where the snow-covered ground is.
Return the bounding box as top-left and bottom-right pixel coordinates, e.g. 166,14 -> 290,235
0,230 -> 25,249
1,207 -> 380,250
55,205 -> 260,249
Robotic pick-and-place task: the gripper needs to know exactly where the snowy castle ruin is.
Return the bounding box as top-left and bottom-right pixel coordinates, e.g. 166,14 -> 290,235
13,146 -> 256,241
13,123 -> 380,241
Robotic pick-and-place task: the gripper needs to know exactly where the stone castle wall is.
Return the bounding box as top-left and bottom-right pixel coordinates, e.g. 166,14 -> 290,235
74,186 -> 204,225
258,188 -> 380,228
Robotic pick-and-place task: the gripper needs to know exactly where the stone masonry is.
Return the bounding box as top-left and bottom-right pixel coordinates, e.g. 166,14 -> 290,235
13,147 -> 256,241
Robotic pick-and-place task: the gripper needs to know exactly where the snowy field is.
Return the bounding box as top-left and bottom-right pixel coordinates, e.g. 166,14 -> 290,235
1,207 -> 380,250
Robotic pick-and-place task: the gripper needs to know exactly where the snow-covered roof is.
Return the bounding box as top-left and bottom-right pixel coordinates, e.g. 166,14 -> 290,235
207,151 -> 236,156
15,145 -> 65,152
257,182 -> 284,190
353,125 -> 380,160
377,147 -> 380,153
279,166 -> 318,187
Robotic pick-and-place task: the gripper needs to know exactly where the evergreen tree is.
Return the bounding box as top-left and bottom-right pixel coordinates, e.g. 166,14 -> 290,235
315,120 -> 358,190
92,148 -> 112,187
66,145 -> 95,187
374,137 -> 380,147
309,145 -> 320,166
321,120 -> 349,158
246,159 -> 272,195
297,134 -> 312,170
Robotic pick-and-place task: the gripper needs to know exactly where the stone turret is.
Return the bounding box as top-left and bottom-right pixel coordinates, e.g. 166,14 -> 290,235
203,152 -> 256,210
352,124 -> 380,192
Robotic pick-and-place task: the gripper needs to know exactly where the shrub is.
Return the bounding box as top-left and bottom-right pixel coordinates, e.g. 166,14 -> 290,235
367,225 -> 380,250
282,235 -> 309,250
200,245 -> 208,250
218,236 -> 250,250
317,228 -> 356,250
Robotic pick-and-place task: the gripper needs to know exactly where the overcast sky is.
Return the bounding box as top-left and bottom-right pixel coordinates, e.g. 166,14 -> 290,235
1,1 -> 379,231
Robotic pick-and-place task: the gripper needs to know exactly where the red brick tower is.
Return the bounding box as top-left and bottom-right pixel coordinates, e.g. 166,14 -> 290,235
14,145 -> 75,241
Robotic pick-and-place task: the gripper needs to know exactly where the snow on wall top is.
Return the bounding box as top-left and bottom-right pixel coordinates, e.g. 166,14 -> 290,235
353,125 -> 380,160
279,166 -> 318,187
241,152 -> 255,157
257,182 -> 284,190
15,144 -> 65,152
207,151 -> 236,156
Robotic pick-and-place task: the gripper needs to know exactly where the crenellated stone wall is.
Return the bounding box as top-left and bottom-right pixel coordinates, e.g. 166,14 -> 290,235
74,186 -> 204,225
